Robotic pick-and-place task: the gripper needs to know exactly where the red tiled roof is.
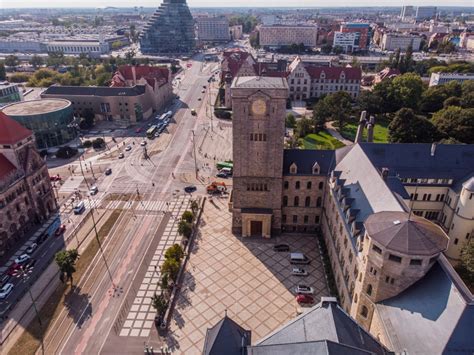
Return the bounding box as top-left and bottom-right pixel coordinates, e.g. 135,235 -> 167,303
305,66 -> 362,80
111,65 -> 170,88
0,111 -> 32,145
221,50 -> 256,81
0,153 -> 17,180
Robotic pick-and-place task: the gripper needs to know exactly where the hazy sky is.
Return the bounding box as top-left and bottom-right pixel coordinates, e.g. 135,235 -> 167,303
1,0 -> 472,9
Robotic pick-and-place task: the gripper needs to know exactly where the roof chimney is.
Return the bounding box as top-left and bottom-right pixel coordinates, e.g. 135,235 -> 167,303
431,142 -> 437,157
381,167 -> 389,180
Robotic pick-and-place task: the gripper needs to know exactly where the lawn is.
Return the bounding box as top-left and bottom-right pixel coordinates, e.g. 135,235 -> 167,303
301,131 -> 346,150
340,117 -> 390,143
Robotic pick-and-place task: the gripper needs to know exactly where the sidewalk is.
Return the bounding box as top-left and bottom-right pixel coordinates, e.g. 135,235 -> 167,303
325,121 -> 353,146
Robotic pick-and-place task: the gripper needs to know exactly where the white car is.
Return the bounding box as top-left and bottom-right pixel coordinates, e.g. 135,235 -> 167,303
125,145 -> 132,151
295,285 -> 314,295
25,243 -> 38,254
140,141 -> 147,146
0,283 -> 13,299
292,268 -> 308,276
15,254 -> 30,264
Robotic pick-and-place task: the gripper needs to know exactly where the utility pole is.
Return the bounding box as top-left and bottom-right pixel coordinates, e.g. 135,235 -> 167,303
191,130 -> 198,178
79,160 -> 91,190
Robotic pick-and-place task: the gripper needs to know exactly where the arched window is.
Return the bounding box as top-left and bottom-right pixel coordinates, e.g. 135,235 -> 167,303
361,305 -> 368,318
294,196 -> 299,207
283,196 -> 288,206
316,197 -> 322,207
295,181 -> 300,189
307,181 -> 312,189
284,181 -> 289,189
319,181 -> 324,190
366,284 -> 373,296
305,196 -> 311,207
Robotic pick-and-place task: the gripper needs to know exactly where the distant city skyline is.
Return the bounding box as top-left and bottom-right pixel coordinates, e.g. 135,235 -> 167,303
1,0 -> 473,9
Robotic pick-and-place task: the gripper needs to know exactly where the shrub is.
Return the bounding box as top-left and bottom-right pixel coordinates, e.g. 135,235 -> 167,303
177,220 -> 192,239
161,258 -> 180,282
56,146 -> 78,159
181,210 -> 194,224
92,137 -> 105,149
82,140 -> 92,148
164,244 -> 184,262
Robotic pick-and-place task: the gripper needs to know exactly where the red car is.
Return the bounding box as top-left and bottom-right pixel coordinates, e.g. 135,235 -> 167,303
50,174 -> 62,181
55,224 -> 66,236
296,294 -> 314,304
7,263 -> 22,276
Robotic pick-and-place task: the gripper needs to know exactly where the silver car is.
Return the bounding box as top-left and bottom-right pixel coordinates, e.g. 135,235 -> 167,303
292,268 -> 308,276
0,283 -> 13,299
295,284 -> 314,294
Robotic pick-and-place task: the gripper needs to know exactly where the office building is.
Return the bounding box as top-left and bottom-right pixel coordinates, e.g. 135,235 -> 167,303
196,16 -> 230,43
429,72 -> 474,86
1,99 -> 76,149
259,25 -> 318,48
0,82 -> 23,106
333,32 -> 358,53
338,23 -> 371,52
0,112 -> 56,256
46,40 -> 109,57
139,0 -> 195,54
415,6 -> 437,20
381,32 -> 422,51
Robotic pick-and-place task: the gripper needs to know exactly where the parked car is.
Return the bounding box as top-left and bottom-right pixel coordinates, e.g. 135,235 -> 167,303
55,224 -> 66,236
184,185 -> 197,193
296,294 -> 314,304
0,274 -> 10,288
7,263 -> 21,276
198,98 -> 202,101
140,141 -> 147,146
201,89 -> 205,93
295,285 -> 314,295
216,171 -> 228,178
292,268 -> 308,276
125,145 -> 132,151
290,252 -> 311,265
154,132 -> 160,138
105,168 -> 112,176
273,244 -> 290,252
191,109 -> 197,116
25,243 -> 38,254
90,186 -> 99,195
0,283 -> 14,299
15,254 -> 30,265
24,259 -> 37,270
118,153 -> 125,159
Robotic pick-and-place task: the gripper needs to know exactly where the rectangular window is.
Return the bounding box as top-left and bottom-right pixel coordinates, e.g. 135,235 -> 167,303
293,215 -> 298,223
410,259 -> 422,266
304,215 -> 308,224
372,245 -> 382,254
282,215 -> 287,223
389,254 -> 402,263
315,215 -> 320,224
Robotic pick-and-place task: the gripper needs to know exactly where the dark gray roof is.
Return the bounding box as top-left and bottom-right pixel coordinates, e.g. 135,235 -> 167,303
247,340 -> 375,355
376,259 -> 474,354
241,208 -> 273,214
203,316 -> 251,355
253,298 -> 388,355
365,211 -> 448,256
42,85 -> 147,97
283,149 -> 335,176
358,143 -> 474,191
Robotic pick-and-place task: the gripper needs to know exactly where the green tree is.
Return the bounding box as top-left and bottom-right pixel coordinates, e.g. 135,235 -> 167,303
4,55 -> 19,67
333,45 -> 344,55
29,55 -> 43,68
285,113 -> 296,128
249,32 -> 259,48
181,211 -> 194,224
357,90 -> 383,116
111,40 -> 123,50
96,72 -> 111,86
391,73 -> 424,111
80,108 -> 95,129
461,81 -> 474,108
177,220 -> 192,238
92,137 -> 105,149
165,244 -> 184,262
0,62 -> 7,80
321,43 -> 332,54
388,108 -> 439,143
151,292 -> 168,316
420,86 -> 448,113
443,96 -> 461,108
326,91 -> 353,129
161,258 -> 180,282
55,249 -> 80,285
460,240 -> 474,276
432,106 -> 474,144
295,117 -> 313,138
190,200 -> 199,217
9,73 -> 30,83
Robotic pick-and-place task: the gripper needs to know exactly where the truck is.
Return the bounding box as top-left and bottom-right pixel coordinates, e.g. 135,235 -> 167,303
207,181 -> 227,195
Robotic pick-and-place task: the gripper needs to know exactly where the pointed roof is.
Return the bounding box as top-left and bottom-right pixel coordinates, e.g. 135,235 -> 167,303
0,111 -> 32,145
203,315 -> 251,355
0,153 -> 17,179
365,211 -> 448,256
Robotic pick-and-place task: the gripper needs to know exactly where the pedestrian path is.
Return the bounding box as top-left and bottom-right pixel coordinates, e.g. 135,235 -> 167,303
103,200 -> 168,213
118,195 -> 191,337
58,176 -> 84,193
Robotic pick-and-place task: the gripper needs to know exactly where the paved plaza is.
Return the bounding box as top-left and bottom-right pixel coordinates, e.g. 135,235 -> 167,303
165,196 -> 329,354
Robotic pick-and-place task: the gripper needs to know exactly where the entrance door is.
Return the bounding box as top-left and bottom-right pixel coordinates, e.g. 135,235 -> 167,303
250,220 -> 263,237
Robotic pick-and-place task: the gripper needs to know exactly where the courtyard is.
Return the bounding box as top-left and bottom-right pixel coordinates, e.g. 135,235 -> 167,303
165,196 -> 330,354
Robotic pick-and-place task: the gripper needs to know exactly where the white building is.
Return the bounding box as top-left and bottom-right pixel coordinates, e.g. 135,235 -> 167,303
415,6 -> 437,20
196,16 -> 230,43
46,41 -> 109,56
429,72 -> 474,86
381,33 -> 422,51
259,25 -> 318,48
333,32 -> 357,53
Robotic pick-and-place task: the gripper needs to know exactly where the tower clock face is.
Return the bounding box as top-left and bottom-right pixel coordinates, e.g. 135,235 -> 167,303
251,99 -> 267,116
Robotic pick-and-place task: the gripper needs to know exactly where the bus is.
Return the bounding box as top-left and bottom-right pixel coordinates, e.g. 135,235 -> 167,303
147,125 -> 158,138
158,111 -> 173,122
216,161 -> 233,170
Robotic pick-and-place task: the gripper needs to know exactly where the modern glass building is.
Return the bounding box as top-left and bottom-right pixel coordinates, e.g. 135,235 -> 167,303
1,99 -> 76,149
139,0 -> 195,54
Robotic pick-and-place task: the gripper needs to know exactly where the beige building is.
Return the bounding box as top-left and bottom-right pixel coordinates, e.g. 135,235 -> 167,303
259,25 -> 318,48
0,112 -> 56,255
380,32 -> 422,51
196,16 -> 230,42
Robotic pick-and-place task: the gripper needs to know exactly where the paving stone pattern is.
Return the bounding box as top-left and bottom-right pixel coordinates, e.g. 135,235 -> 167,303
165,198 -> 329,354
119,195 -> 191,338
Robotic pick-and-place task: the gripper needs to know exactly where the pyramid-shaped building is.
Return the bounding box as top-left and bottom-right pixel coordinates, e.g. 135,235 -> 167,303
139,0 -> 195,54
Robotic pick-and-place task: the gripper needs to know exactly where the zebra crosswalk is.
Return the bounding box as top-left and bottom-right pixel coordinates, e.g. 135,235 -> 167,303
103,199 -> 168,212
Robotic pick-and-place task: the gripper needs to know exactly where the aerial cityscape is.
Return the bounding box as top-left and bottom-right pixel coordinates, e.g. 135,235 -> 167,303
0,2 -> 473,354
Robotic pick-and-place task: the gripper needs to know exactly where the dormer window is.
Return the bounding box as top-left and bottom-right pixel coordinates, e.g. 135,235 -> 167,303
312,162 -> 320,175
290,163 -> 297,174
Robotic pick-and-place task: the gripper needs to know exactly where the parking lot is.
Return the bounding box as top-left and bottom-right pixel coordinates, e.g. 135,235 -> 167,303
165,198 -> 329,354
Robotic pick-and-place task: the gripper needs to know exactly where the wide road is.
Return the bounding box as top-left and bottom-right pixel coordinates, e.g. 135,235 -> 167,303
40,54 -> 219,354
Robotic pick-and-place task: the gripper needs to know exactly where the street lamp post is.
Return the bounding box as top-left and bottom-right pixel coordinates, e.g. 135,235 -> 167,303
191,130 -> 198,179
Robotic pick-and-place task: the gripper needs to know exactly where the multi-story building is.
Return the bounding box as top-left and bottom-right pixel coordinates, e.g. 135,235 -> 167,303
0,112 -> 56,255
415,6 -> 437,21
259,25 -> 318,48
229,78 -> 474,353
337,23 -> 371,52
46,40 -> 109,57
196,16 -> 230,43
381,32 -> 422,51
429,72 -> 474,86
333,32 -> 358,53
287,57 -> 361,101
229,25 -> 243,40
139,0 -> 195,54
0,82 -> 23,106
